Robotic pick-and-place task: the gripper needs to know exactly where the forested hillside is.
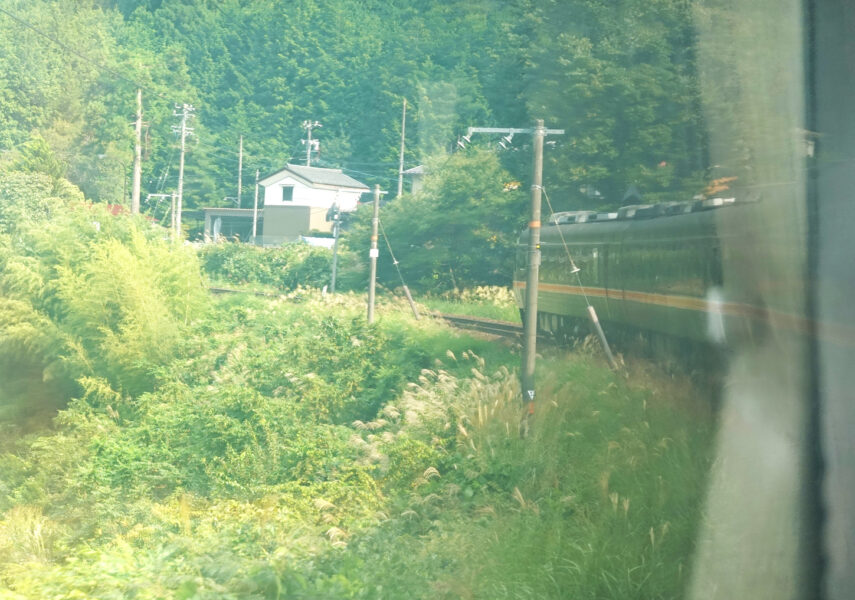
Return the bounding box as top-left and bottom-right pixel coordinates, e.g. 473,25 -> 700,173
0,0 -> 706,216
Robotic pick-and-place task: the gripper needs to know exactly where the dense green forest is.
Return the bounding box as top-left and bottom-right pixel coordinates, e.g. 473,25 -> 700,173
0,0 -> 706,216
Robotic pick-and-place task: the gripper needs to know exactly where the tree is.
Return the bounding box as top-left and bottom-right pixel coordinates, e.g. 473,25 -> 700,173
517,0 -> 706,207
344,148 -> 525,292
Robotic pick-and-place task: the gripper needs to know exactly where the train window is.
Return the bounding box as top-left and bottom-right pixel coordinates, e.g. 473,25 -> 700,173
709,243 -> 723,286
590,247 -> 599,285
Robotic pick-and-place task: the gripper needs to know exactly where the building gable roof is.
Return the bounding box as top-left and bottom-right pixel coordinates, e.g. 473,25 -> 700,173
260,164 -> 369,190
402,165 -> 425,175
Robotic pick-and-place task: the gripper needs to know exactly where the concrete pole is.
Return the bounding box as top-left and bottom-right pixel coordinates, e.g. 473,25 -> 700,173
237,135 -> 243,207
252,169 -> 259,243
521,119 -> 545,423
170,192 -> 177,241
131,88 -> 142,214
367,185 -> 380,323
176,107 -> 187,238
397,98 -> 407,197
331,205 -> 340,293
306,124 -> 313,167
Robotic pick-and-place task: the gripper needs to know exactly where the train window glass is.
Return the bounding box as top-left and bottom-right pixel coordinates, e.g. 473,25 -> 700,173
591,247 -> 599,285
710,243 -> 723,286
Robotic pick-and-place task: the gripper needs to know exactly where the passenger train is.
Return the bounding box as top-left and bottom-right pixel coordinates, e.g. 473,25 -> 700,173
513,196 -> 805,350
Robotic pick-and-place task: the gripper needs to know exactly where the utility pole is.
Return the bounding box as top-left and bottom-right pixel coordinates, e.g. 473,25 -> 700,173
465,121 -> 564,434
367,185 -> 381,323
171,192 -> 177,240
330,201 -> 340,293
302,120 -> 321,166
522,120 -> 546,429
131,88 -> 142,214
397,98 -> 407,197
252,169 -> 260,244
237,135 -> 243,207
173,103 -> 195,239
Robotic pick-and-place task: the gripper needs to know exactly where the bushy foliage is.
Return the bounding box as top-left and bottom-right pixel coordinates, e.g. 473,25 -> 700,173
0,289 -> 714,599
0,180 -> 713,598
198,241 -> 359,291
0,171 -> 82,233
0,173 -> 207,421
344,150 -> 526,292
88,382 -> 366,498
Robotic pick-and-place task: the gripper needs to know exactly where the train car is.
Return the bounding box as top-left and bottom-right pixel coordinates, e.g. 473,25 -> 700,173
513,197 -> 802,348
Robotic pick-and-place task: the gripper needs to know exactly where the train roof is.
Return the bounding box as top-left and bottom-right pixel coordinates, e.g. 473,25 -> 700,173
531,196 -> 755,245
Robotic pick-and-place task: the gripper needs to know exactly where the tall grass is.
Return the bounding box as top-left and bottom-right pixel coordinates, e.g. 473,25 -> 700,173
420,286 -> 521,322
447,356 -> 713,599
290,350 -> 714,599
0,262 -> 713,598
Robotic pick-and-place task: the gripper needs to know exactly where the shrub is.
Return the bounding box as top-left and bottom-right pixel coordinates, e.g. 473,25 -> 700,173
0,174 -> 208,420
198,241 -> 338,290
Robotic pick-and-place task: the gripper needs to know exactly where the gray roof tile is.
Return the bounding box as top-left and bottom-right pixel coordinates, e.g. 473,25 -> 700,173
265,164 -> 369,189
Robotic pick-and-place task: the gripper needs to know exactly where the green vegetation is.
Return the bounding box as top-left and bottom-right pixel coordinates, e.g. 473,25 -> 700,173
421,285 -> 522,322
0,175 -> 713,598
199,241 -> 359,292
344,149 -> 527,291
0,171 -> 206,423
0,4 -> 720,594
0,0 -> 712,286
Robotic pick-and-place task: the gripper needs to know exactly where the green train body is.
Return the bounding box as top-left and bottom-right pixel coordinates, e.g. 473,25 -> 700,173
513,198 -> 804,345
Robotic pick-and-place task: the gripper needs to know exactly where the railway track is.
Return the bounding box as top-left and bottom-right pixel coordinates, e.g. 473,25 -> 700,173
209,286 -> 277,297
437,313 -> 524,339
437,313 -> 562,346
209,287 -> 533,343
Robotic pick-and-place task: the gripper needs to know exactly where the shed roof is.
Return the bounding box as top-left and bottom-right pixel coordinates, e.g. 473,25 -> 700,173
402,165 -> 425,175
260,164 -> 369,190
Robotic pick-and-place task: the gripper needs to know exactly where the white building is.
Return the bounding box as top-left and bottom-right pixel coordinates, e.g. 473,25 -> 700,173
257,164 -> 369,245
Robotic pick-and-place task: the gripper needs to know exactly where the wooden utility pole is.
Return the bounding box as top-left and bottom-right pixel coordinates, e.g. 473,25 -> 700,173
237,135 -> 243,207
173,103 -> 194,238
367,185 -> 381,323
252,169 -> 260,243
397,98 -> 407,197
131,88 -> 142,214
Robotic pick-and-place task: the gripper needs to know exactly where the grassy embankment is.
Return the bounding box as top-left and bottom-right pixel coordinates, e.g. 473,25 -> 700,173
198,242 -> 521,322
417,286 -> 521,323
0,196 -> 714,597
1,292 -> 713,599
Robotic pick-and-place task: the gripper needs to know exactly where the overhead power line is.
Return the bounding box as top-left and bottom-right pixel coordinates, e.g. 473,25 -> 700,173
0,6 -> 167,100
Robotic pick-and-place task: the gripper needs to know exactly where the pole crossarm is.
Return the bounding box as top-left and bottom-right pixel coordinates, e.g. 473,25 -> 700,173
467,126 -> 565,137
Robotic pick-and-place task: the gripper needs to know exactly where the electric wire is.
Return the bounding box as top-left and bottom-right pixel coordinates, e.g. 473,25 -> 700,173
378,219 -> 411,290
541,187 -> 591,306
155,148 -> 177,193
0,6 -> 169,100
344,169 -> 397,183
